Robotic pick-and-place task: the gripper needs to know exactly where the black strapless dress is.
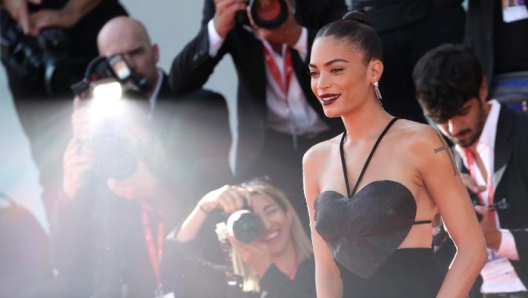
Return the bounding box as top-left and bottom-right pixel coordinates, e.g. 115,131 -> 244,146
314,118 -> 443,298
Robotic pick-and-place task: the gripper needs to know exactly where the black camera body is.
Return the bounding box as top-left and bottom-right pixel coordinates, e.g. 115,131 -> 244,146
71,55 -> 152,181
0,19 -> 88,97
236,0 -> 289,30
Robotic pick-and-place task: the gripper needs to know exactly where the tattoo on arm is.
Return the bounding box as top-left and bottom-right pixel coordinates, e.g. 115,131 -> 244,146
434,133 -> 458,176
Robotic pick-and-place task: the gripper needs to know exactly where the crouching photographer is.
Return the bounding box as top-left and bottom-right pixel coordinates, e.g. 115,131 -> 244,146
168,179 -> 316,298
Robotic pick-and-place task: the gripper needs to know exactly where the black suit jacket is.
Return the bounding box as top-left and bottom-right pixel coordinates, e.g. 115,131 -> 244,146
455,106 -> 528,296
169,0 -> 347,175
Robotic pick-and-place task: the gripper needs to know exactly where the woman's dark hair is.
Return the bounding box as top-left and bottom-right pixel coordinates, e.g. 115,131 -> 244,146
315,10 -> 383,64
412,44 -> 483,123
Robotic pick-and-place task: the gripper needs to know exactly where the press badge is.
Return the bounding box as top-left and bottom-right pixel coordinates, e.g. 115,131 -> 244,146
502,0 -> 528,23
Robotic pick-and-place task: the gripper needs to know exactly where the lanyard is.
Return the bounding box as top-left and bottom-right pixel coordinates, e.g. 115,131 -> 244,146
262,45 -> 298,149
465,149 -> 494,206
465,149 -> 498,226
141,210 -> 165,296
263,45 -> 293,103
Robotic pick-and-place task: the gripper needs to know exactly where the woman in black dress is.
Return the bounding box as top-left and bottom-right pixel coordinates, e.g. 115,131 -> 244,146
303,10 -> 487,298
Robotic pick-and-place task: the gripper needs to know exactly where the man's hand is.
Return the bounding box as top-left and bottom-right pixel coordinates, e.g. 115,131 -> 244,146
474,205 -> 502,251
461,173 -> 487,194
213,0 -> 248,38
62,139 -> 95,198
27,8 -> 77,36
107,160 -> 159,200
248,2 -> 302,48
3,0 -> 42,34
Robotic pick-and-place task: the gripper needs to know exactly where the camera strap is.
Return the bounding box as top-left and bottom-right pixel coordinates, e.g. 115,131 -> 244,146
262,45 -> 298,149
140,210 -> 165,297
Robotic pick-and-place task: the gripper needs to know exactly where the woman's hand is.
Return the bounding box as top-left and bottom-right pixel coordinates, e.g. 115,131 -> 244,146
228,235 -> 273,277
198,185 -> 251,215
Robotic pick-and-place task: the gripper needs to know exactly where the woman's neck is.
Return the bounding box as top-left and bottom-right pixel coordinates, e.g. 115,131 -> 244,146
341,98 -> 393,141
272,241 -> 297,277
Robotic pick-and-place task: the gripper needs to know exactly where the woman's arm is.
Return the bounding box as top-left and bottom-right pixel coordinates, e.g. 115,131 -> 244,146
414,128 -> 487,298
176,185 -> 249,242
303,146 -> 343,298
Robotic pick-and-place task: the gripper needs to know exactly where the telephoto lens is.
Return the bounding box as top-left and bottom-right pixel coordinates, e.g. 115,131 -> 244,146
249,0 -> 289,30
227,210 -> 264,244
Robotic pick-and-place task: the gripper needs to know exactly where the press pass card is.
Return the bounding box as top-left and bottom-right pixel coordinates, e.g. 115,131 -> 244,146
502,0 -> 528,23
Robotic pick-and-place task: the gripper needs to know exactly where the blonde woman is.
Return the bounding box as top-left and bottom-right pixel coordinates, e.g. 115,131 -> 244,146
173,180 -> 315,298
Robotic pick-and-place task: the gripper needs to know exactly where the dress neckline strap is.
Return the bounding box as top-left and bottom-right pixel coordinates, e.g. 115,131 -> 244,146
339,118 -> 399,197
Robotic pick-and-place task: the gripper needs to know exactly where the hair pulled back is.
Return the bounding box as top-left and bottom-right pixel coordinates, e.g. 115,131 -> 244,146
315,10 -> 382,65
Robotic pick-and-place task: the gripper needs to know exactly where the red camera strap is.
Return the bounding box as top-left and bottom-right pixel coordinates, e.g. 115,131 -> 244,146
141,210 -> 165,292
263,45 -> 293,105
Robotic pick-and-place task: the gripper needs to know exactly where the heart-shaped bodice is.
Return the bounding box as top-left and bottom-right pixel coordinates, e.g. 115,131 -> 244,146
314,180 -> 417,279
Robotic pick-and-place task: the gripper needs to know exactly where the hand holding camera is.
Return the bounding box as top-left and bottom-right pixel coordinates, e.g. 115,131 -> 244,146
212,0 -> 301,47
62,138 -> 95,198
228,233 -> 273,277
213,0 -> 249,38
2,0 -> 42,34
199,185 -> 251,215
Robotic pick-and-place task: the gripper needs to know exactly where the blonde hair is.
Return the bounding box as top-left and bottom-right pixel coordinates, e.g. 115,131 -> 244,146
231,183 -> 313,293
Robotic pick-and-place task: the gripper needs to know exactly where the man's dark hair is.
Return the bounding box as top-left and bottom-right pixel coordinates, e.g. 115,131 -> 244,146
413,44 -> 483,123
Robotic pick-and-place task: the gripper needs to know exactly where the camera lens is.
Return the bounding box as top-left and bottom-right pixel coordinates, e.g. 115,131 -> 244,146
227,210 -> 264,244
249,0 -> 289,30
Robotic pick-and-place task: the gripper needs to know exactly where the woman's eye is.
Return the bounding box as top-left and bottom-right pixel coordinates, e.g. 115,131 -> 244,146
309,71 -> 319,77
331,68 -> 343,74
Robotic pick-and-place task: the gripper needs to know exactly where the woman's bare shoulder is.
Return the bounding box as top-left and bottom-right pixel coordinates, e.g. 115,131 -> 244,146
303,134 -> 342,167
393,120 -> 443,151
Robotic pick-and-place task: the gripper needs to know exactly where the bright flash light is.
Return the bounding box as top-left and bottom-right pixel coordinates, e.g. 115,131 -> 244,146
92,80 -> 123,101
90,79 -> 124,117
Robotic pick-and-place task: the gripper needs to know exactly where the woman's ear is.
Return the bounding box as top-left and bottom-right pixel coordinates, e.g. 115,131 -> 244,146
368,60 -> 384,83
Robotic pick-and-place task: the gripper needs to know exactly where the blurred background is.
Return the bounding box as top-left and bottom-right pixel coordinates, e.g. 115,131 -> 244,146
0,0 -> 239,232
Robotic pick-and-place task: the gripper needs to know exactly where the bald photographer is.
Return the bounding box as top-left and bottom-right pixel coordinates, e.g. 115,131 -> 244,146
48,17 -> 232,298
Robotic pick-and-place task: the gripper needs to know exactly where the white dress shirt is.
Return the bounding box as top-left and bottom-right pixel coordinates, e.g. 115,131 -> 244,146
207,19 -> 328,136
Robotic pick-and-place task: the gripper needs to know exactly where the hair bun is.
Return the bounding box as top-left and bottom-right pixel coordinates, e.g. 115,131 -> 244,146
342,10 -> 371,26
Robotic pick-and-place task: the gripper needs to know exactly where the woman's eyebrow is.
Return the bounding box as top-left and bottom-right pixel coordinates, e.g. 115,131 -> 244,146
309,58 -> 350,68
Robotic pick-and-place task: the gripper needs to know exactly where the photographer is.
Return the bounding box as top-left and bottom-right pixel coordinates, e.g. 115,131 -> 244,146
51,17 -> 231,298
169,0 -> 347,230
169,180 -> 315,298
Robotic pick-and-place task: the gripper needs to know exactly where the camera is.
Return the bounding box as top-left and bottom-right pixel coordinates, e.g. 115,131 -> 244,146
71,55 -> 150,101
236,0 -> 289,30
216,209 -> 264,244
0,11 -> 88,97
70,55 -> 152,180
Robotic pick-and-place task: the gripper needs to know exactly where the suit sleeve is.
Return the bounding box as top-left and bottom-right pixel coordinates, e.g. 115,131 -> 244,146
169,0 -> 228,95
258,258 -> 316,298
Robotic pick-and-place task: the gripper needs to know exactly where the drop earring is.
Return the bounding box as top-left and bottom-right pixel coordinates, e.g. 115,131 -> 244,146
374,81 -> 382,100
